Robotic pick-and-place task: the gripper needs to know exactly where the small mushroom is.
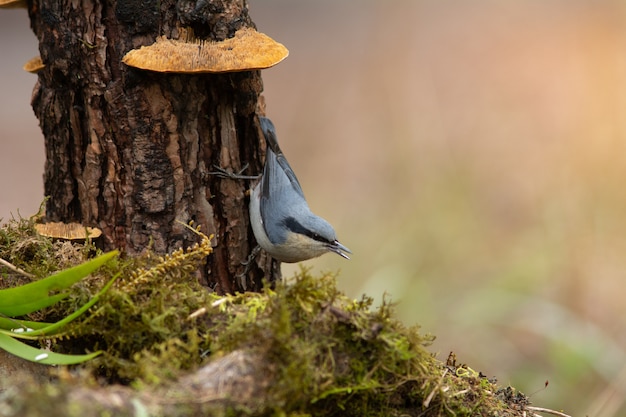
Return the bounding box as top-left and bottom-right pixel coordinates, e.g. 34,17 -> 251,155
23,56 -> 45,73
34,222 -> 103,240
0,0 -> 26,8
122,27 -> 289,73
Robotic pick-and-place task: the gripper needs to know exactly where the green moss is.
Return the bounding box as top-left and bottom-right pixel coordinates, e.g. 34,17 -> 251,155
0,217 -> 529,416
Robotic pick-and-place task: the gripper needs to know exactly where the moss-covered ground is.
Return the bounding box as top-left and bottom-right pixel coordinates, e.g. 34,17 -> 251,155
0,217 -> 534,416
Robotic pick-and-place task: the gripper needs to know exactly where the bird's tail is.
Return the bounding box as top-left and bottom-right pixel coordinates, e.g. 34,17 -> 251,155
259,116 -> 283,156
258,115 -> 305,197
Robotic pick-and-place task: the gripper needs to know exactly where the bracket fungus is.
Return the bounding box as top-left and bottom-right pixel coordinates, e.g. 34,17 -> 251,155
0,0 -> 26,8
122,27 -> 288,73
34,222 -> 102,240
23,56 -> 45,73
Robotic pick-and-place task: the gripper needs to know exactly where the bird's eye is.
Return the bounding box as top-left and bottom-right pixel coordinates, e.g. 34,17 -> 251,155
308,231 -> 332,244
283,217 -> 331,244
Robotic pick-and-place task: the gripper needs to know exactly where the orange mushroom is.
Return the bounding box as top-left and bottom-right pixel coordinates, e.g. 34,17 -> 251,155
23,56 -> 45,73
122,27 -> 288,73
0,0 -> 26,9
34,222 -> 103,240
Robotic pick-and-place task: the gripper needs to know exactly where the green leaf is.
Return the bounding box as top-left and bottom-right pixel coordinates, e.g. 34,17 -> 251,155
1,272 -> 122,339
0,293 -> 69,317
0,250 -> 118,316
0,316 -> 52,331
0,332 -> 101,365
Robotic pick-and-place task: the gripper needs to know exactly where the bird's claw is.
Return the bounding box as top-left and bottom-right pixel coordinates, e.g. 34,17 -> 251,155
209,163 -> 260,180
235,245 -> 262,290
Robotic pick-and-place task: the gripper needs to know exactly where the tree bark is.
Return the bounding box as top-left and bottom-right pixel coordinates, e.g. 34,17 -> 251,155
28,0 -> 277,292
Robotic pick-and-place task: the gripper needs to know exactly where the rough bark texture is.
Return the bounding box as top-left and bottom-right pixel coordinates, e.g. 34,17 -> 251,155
28,0 -> 277,292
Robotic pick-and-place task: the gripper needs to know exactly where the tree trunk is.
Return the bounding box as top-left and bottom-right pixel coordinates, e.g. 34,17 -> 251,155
28,0 -> 277,292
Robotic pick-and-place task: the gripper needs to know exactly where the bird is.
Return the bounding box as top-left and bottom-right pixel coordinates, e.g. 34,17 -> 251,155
249,116 -> 351,263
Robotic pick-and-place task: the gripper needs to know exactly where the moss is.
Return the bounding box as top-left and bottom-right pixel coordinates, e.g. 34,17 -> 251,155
0,217 -> 531,416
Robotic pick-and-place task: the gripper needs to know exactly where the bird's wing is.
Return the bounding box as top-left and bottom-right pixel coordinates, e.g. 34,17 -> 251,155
272,152 -> 304,199
259,148 -> 305,243
260,148 -> 306,212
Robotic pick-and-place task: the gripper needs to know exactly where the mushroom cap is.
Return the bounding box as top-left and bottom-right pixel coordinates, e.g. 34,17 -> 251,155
0,0 -> 27,9
23,56 -> 45,73
34,222 -> 103,240
122,27 -> 289,73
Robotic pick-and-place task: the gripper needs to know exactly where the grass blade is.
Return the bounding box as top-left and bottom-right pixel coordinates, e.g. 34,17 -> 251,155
0,316 -> 52,331
2,272 -> 122,339
0,250 -> 118,316
0,332 -> 101,365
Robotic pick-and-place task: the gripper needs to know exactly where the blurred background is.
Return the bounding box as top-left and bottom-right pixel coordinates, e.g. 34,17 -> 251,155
2,1 -> 626,414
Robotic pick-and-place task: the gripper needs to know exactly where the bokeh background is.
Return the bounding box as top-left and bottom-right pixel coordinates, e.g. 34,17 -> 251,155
2,1 -> 626,414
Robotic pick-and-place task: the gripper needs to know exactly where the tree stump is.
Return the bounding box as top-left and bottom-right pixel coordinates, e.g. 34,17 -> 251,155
27,0 -> 278,291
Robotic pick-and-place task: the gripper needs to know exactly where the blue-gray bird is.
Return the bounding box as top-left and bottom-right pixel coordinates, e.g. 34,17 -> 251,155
249,117 -> 351,263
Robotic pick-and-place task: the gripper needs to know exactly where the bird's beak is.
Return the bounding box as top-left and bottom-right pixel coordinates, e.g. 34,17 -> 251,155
330,240 -> 352,260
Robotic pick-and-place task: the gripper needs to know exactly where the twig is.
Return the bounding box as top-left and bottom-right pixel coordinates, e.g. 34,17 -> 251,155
0,258 -> 35,279
526,406 -> 572,417
423,368 -> 448,407
188,307 -> 208,319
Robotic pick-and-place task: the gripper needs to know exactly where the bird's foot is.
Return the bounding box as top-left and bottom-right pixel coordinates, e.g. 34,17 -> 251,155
209,163 -> 260,180
236,245 -> 262,290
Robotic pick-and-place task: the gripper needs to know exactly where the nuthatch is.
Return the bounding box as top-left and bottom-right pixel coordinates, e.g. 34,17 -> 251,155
249,117 -> 351,263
